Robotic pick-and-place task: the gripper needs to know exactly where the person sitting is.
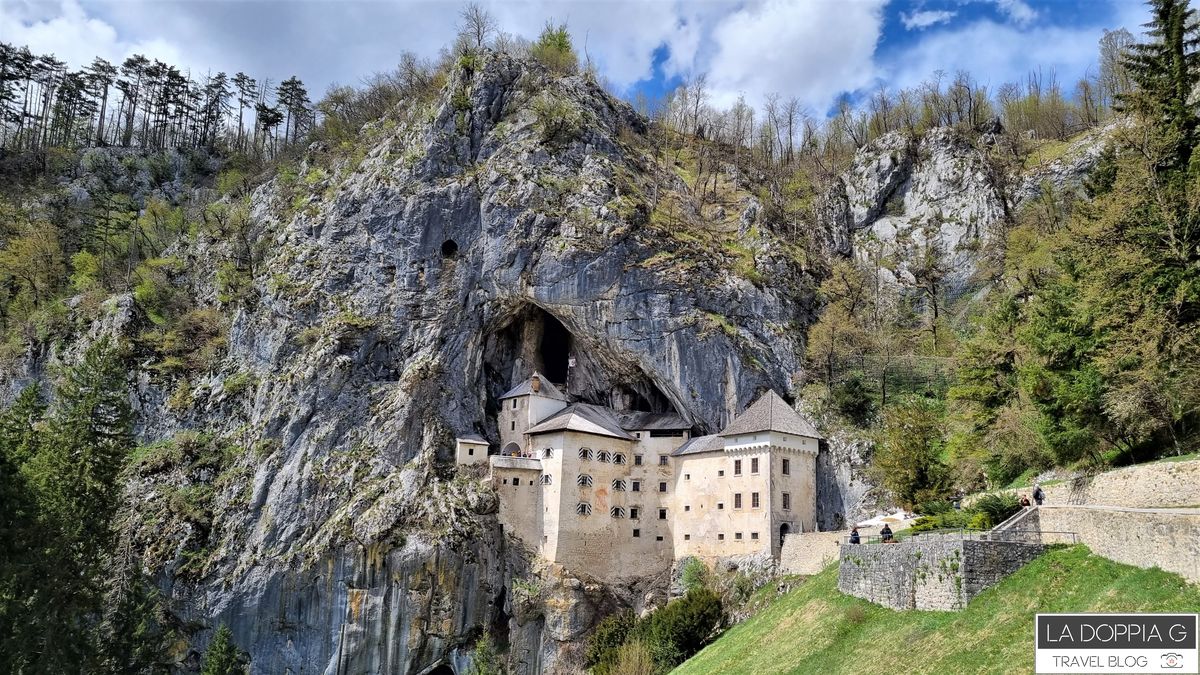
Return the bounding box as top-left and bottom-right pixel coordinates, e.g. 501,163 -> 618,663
879,524 -> 893,543
1020,495 -> 1031,508
848,527 -> 861,544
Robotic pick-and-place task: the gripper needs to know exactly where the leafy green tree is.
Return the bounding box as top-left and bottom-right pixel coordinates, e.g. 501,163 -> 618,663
530,22 -> 578,74
872,396 -> 951,509
202,624 -> 242,675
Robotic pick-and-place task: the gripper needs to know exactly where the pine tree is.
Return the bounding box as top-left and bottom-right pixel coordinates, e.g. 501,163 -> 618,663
1119,0 -> 1200,164
202,624 -> 243,675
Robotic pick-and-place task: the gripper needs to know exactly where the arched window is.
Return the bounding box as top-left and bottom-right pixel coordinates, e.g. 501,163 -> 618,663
577,502 -> 592,516
597,451 -> 611,463
612,479 -> 627,491
612,453 -> 627,465
540,474 -> 552,485
543,447 -> 554,458
578,447 -> 593,460
610,506 -> 626,518
577,474 -> 593,487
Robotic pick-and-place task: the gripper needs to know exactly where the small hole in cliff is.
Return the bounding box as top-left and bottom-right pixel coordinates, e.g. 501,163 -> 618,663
440,239 -> 459,258
540,313 -> 571,384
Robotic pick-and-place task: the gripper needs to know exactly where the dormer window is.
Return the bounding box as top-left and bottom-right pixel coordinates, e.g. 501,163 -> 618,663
597,451 -> 611,463
577,502 -> 592,516
612,453 -> 626,465
579,447 -> 593,460
577,474 -> 593,487
612,479 -> 627,491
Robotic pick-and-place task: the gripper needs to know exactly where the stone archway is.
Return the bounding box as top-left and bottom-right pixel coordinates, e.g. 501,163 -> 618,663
502,442 -> 521,457
779,523 -> 790,547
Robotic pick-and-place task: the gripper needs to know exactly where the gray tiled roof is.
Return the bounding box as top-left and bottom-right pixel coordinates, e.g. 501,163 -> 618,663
526,403 -> 636,440
671,434 -> 724,457
613,410 -> 691,431
499,371 -> 568,401
718,390 -> 822,439
456,433 -> 488,444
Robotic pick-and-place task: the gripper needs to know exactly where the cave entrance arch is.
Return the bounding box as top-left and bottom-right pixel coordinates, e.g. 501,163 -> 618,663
427,664 -> 455,675
502,442 -> 521,457
538,312 -> 571,385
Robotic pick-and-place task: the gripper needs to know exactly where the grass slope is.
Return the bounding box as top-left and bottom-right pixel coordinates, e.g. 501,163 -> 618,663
675,546 -> 1200,675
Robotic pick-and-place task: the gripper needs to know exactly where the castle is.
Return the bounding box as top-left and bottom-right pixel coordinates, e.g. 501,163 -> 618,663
456,373 -> 821,582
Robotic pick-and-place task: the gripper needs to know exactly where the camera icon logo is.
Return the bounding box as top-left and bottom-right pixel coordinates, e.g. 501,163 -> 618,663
1162,652 -> 1184,668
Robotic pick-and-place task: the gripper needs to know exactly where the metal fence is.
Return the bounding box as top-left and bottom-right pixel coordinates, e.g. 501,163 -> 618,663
845,527 -> 1078,546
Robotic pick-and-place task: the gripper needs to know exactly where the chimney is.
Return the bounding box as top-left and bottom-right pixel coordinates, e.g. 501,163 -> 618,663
531,374 -> 542,393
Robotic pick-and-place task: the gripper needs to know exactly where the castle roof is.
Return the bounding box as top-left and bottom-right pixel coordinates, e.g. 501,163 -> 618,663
456,433 -> 489,444
671,434 -> 724,457
526,403 -> 636,440
718,390 -> 822,439
499,371 -> 568,401
612,410 -> 691,431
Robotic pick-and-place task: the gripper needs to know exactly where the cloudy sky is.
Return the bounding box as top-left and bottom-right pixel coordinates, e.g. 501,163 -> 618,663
1,0 -> 1152,115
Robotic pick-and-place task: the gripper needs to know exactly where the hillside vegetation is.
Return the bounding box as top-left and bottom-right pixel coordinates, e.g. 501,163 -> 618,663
674,546 -> 1200,675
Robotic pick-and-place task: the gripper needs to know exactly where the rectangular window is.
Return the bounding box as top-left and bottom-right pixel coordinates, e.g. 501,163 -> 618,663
751,532 -> 759,540
468,448 -> 474,456
751,457 -> 759,474
717,502 -> 724,510
510,421 -> 516,431
512,399 -> 518,409
633,529 -> 640,538
684,505 -> 690,512
734,493 -> 742,509
632,481 -> 641,492
734,459 -> 742,475
656,535 -> 664,541
782,493 -> 791,510
658,508 -> 667,520
635,454 -> 643,466
718,470 -> 725,477
782,458 -> 790,475
752,492 -> 760,508
735,532 -> 743,540
513,479 -> 521,487
685,473 -> 691,480
718,533 -> 725,541
684,534 -> 691,541
659,482 -> 667,493
630,507 -> 640,520
659,456 -> 668,466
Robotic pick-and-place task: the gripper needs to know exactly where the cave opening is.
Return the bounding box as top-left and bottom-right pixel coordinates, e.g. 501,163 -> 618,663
440,239 -> 459,258
427,664 -> 455,675
539,312 -> 571,385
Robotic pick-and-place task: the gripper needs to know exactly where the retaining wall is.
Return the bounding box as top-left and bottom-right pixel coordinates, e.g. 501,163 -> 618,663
838,535 -> 1043,610
1036,505 -> 1200,583
970,459 -> 1200,508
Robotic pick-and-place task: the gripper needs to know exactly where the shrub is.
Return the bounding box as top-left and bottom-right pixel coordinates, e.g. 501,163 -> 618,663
612,639 -> 656,675
201,624 -> 241,675
680,557 -> 710,593
974,493 -> 1021,528
830,376 -> 876,426
530,22 -> 577,74
586,611 -> 635,673
531,94 -> 581,148
917,499 -> 954,516
634,587 -> 723,671
466,634 -> 502,675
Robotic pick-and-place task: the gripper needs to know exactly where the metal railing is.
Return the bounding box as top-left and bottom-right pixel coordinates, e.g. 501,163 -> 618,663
844,527 -> 1078,546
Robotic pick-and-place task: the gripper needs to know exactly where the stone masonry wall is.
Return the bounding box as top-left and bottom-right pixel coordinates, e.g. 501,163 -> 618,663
1036,505 -> 1200,583
780,525 -> 893,576
838,536 -> 1043,611
970,459 -> 1200,508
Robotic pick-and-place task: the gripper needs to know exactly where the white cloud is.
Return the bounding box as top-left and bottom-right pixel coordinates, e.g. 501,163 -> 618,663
993,0 -> 1037,26
704,0 -> 887,111
1,0 -> 187,71
902,9 -> 957,30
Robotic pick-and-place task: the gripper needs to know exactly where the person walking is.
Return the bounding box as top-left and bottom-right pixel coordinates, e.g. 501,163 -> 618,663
1033,485 -> 1045,506
849,527 -> 861,544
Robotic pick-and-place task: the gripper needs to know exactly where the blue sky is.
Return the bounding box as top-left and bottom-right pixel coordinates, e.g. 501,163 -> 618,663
1,0 -> 1153,117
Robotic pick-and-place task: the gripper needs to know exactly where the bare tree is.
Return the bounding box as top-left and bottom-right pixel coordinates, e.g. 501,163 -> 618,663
458,2 -> 498,50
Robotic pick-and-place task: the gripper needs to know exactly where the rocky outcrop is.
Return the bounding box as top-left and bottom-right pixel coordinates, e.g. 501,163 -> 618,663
22,51 -> 820,674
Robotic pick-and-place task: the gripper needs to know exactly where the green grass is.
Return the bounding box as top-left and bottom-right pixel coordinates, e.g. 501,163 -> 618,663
674,546 -> 1200,675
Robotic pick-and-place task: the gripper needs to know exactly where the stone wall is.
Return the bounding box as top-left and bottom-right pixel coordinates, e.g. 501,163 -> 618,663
1036,505 -> 1200,583
838,536 -> 1043,610
970,459 -> 1200,509
779,525 -> 895,576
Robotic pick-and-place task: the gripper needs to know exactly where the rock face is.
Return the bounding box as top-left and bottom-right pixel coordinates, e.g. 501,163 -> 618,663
819,124 -> 1113,295
59,52 -> 819,674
